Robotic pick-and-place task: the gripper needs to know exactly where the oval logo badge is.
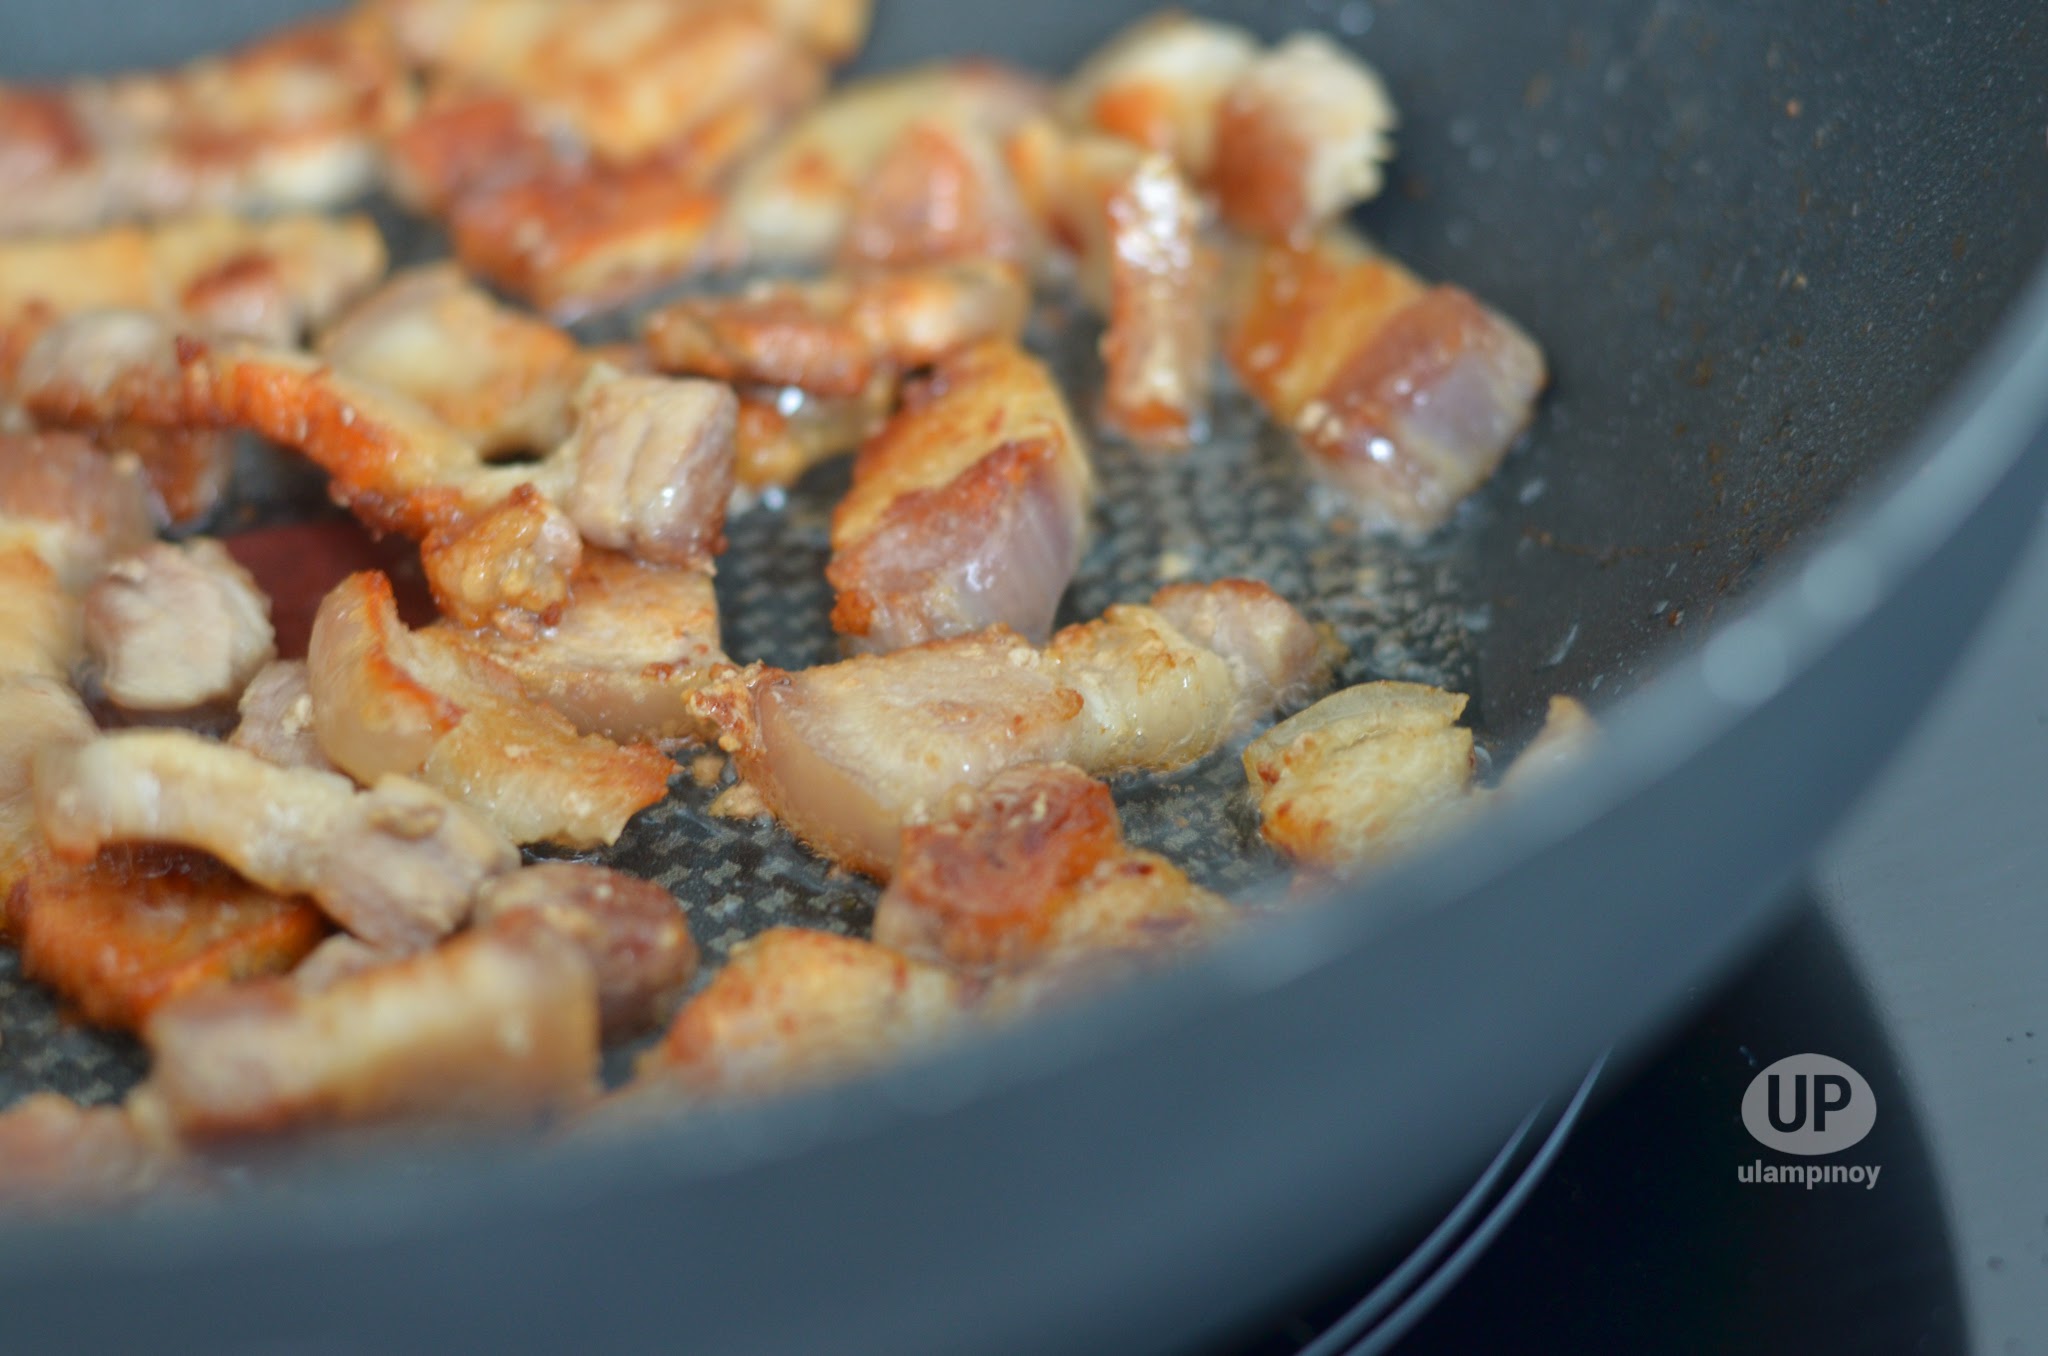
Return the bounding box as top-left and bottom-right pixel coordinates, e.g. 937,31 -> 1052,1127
1741,1053 -> 1876,1155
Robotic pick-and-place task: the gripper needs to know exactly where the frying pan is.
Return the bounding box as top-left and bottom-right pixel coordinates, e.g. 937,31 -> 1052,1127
2,0 -> 2046,1351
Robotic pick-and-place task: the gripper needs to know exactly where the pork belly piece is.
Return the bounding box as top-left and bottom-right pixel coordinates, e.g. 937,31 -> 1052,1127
315,264 -> 587,455
723,62 -> 1050,267
649,927 -> 969,1098
381,0 -> 873,67
0,674 -> 95,896
308,571 -> 674,848
1100,153 -> 1214,449
557,373 -> 737,568
93,424 -> 230,527
731,385 -> 893,495
9,847 -> 326,1033
141,920 -> 599,1144
33,730 -> 519,952
1243,681 -> 1476,872
443,551 -> 728,745
0,430 -> 155,588
473,862 -> 698,1039
229,660 -> 336,773
0,13 -> 409,235
1210,34 -> 1397,243
840,117 -> 1036,270
693,579 -> 1335,876
1057,11 -> 1259,177
0,1094 -> 188,1214
643,260 -> 1029,399
83,539 -> 275,712
826,341 -> 1091,653
873,762 -> 1232,977
419,486 -> 584,635
1225,231 -> 1546,533
181,344 -> 736,609
1499,695 -> 1598,793
0,213 -> 387,348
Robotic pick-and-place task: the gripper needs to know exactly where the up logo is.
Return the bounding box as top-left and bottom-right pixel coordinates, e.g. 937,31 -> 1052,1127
1740,1053 -> 1877,1155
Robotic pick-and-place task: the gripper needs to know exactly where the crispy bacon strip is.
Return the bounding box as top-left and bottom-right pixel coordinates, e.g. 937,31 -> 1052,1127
8,847 -> 326,1033
0,13 -> 409,235
1225,230 -> 1546,533
1243,681 -> 1476,872
308,571 -> 674,848
693,578 -> 1336,876
648,927 -> 969,1097
723,62 -> 1050,267
141,919 -> 599,1143
83,538 -> 276,712
826,341 -> 1092,653
473,862 -> 698,1040
33,729 -> 519,952
441,551 -> 728,745
873,762 -> 1232,978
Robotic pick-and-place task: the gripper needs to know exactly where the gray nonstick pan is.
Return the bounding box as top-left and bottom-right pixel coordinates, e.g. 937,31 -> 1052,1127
0,0 -> 2044,1351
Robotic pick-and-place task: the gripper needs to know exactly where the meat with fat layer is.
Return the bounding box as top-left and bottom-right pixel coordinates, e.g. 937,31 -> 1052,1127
0,429 -> 156,589
873,762 -> 1233,977
473,862 -> 698,1040
32,729 -> 519,952
228,660 -> 337,773
141,920 -> 599,1143
0,1094 -> 188,1214
648,927 -> 969,1098
307,570 -> 675,848
692,578 -> 1336,876
441,551 -> 729,745
1100,153 -> 1214,449
1243,681 -> 1477,872
722,61 -> 1050,267
1225,230 -> 1546,533
826,340 -> 1092,653
83,538 -> 276,712
8,847 -> 326,1033
0,13 -> 409,235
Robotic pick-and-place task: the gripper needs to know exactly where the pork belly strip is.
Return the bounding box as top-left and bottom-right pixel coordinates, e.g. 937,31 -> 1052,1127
873,762 -> 1232,978
308,571 -> 675,848
647,927 -> 969,1098
0,12 -> 409,236
32,729 -> 519,952
473,862 -> 698,1040
0,213 -> 387,349
83,538 -> 276,712
0,429 -> 156,589
314,263 -> 588,455
1225,230 -> 1547,533
826,341 -> 1092,653
8,847 -> 326,1033
692,578 -> 1337,877
0,1094 -> 189,1214
141,920 -> 599,1144
441,551 -> 729,746
642,260 -> 1029,400
721,61 -> 1050,268
228,660 -> 337,773
1243,681 -> 1476,872
1057,15 -> 1395,241
1099,153 -> 1214,449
